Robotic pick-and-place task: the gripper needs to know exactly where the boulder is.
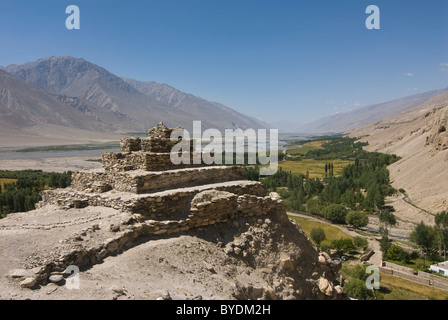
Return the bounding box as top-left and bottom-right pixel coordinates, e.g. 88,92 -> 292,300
318,277 -> 334,296
279,254 -> 295,272
20,277 -> 37,288
49,274 -> 65,284
9,269 -> 29,279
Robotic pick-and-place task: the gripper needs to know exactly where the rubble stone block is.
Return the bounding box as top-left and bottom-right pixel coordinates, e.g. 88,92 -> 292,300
120,137 -> 141,152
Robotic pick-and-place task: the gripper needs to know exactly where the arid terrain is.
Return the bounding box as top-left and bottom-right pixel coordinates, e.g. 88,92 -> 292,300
0,205 -> 343,300
350,91 -> 448,226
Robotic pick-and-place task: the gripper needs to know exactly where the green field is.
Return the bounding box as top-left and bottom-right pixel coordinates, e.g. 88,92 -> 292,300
289,216 -> 353,247
379,271 -> 448,300
279,159 -> 353,178
286,140 -> 327,156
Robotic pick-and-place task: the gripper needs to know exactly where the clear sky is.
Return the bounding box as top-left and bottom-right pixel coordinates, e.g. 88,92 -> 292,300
0,0 -> 447,125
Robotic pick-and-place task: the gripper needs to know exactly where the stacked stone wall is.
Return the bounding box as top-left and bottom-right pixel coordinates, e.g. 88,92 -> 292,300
102,151 -> 210,172
71,166 -> 243,194
120,137 -> 190,153
39,181 -> 267,218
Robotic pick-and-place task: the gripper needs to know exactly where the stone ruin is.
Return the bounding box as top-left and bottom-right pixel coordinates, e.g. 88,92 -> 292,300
8,122 -> 344,299
40,122 -> 274,221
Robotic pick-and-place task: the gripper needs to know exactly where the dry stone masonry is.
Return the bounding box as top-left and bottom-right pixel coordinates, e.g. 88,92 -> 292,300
9,122 -> 344,299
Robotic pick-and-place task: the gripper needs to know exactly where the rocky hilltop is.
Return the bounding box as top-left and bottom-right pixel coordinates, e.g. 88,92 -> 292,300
0,123 -> 344,300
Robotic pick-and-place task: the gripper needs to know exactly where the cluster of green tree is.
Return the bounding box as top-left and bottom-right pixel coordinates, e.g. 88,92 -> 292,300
409,212 -> 448,264
306,204 -> 369,227
324,162 -> 334,178
376,209 -> 398,257
384,245 -> 420,265
289,136 -> 369,161
381,211 -> 448,267
243,144 -> 398,226
0,181 -> 42,215
0,170 -> 72,189
321,154 -> 398,209
0,170 -> 71,217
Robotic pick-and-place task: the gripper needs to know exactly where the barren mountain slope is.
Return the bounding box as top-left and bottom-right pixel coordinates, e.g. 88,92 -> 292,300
351,91 -> 448,223
0,69 -> 115,132
302,88 -> 446,134
0,69 -> 128,147
5,57 -> 266,132
122,77 -> 267,131
4,57 -> 198,132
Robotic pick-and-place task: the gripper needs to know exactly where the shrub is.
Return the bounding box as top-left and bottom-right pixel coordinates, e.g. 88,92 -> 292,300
320,244 -> 330,253
285,198 -> 305,212
400,250 -> 411,264
410,251 -> 420,260
306,198 -> 324,217
380,235 -> 391,257
242,166 -> 259,181
331,238 -> 355,253
342,264 -> 377,300
310,227 -> 326,246
386,245 -> 404,261
346,211 -> 369,228
325,204 -> 348,224
343,278 -> 375,300
344,264 -> 368,281
353,236 -> 368,248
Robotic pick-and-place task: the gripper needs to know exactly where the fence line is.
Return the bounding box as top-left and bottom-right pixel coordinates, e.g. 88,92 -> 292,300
380,261 -> 448,292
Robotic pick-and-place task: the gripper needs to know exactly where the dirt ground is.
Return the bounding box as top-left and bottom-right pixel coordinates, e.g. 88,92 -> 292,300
0,204 -> 249,300
0,200 -> 344,300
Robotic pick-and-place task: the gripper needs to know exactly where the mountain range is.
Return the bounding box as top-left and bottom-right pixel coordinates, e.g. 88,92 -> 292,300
1,55 -> 448,145
298,88 -> 448,134
0,56 -> 266,146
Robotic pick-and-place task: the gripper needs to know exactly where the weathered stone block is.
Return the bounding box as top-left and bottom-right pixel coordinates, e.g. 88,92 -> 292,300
148,122 -> 176,139
120,137 -> 141,152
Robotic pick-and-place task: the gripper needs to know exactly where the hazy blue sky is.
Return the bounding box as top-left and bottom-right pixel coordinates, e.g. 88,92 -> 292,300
0,0 -> 447,124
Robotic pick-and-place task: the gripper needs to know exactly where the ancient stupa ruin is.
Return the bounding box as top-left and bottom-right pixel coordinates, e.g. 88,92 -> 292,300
41,122 -> 274,225
2,122 -> 344,300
